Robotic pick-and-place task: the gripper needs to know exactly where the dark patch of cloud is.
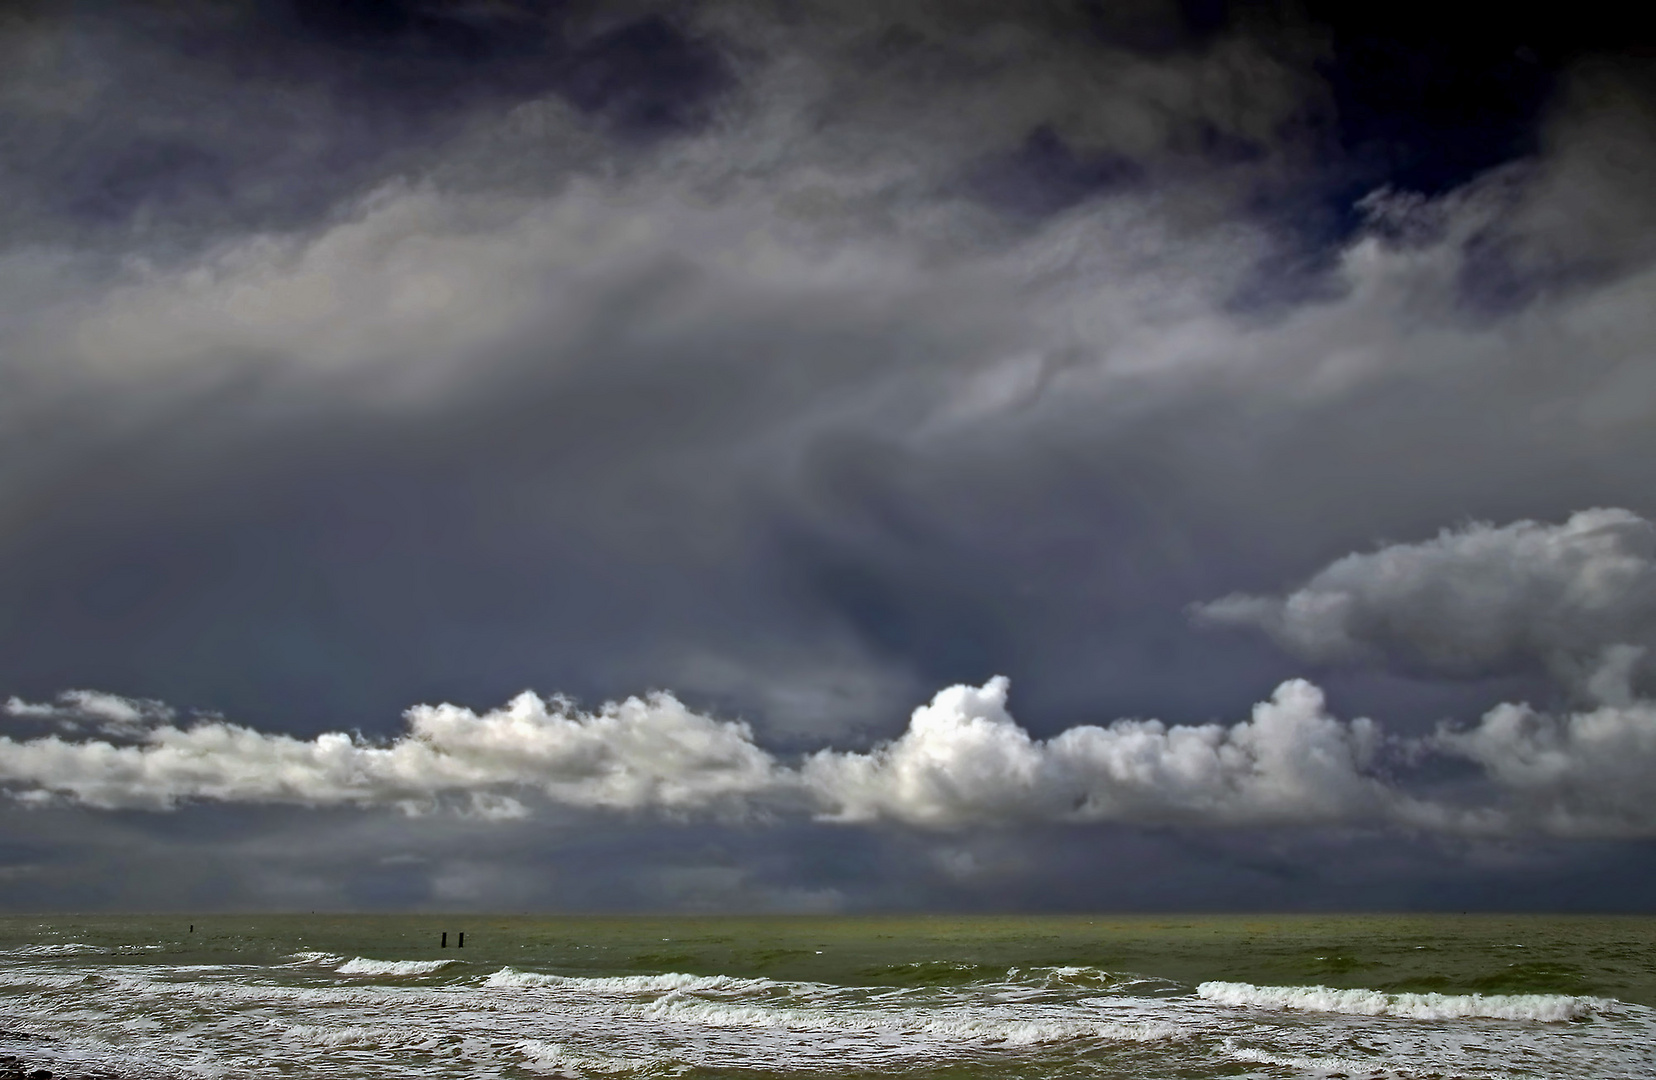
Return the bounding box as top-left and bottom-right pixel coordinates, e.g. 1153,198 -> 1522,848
0,0 -> 730,246
61,138 -> 232,224
1455,226 -> 1545,316
1077,0 -> 1234,56
220,1 -> 626,120
968,126 -> 1143,219
561,14 -> 733,136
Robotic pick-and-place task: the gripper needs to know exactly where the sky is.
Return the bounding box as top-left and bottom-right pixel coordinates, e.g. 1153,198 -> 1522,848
1,0 -> 1655,912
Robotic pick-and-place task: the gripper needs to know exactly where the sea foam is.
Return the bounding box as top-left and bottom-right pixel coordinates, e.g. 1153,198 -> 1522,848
336,956 -> 457,976
634,994 -> 1181,1045
1197,981 -> 1612,1021
282,950 -> 345,966
1,943 -> 104,957
517,1039 -> 656,1075
484,967 -> 787,996
281,1023 -> 390,1047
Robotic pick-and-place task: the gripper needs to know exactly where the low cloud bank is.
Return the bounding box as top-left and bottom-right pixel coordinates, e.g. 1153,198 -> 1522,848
9,510 -> 1656,835
0,690 -> 778,819
2,676 -> 1652,838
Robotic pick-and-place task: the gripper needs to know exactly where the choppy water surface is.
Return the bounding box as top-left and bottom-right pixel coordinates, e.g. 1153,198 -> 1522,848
0,915 -> 1652,1078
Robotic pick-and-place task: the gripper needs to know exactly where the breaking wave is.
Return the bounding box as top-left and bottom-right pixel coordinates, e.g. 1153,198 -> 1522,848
1,943 -> 103,957
634,994 -> 1180,1045
517,1039 -> 658,1075
281,1023 -> 389,1047
1003,965 -> 1172,995
336,957 -> 458,976
481,966 -> 1182,1047
484,967 -> 790,996
1222,1041 -> 1384,1074
1197,981 -> 1614,1021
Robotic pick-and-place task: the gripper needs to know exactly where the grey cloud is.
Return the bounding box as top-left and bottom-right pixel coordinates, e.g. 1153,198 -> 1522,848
4,690 -> 177,736
1193,509 -> 1656,695
2,667 -> 1653,839
0,2 -> 731,245
1436,697 -> 1656,837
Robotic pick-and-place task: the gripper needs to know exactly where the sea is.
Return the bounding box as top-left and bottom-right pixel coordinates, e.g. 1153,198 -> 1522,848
0,914 -> 1652,1079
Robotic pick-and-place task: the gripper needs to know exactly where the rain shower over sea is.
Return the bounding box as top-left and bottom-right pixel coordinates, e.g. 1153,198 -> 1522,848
1,915 -> 1652,1079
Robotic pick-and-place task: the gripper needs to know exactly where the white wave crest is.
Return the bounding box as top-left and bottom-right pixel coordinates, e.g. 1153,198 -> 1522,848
281,1023 -> 387,1047
1197,981 -> 1612,1021
484,967 -> 785,996
918,1014 -> 1179,1046
1,943 -> 103,957
635,993 -> 1180,1046
1004,965 -> 1155,991
281,950 -> 345,966
1223,1040 -> 1378,1074
336,957 -> 457,976
517,1039 -> 657,1075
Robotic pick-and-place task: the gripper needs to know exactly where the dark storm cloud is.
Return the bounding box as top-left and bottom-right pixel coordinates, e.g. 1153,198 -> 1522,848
966,126 -> 1145,220
0,0 -> 729,244
1,0 -> 1655,909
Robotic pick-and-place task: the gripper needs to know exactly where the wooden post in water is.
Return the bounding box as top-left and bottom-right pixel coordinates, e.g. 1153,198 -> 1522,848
441,932 -> 448,948
458,932 -> 464,948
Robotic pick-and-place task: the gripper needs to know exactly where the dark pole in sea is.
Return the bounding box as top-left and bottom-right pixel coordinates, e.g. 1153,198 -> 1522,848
441,932 -> 448,948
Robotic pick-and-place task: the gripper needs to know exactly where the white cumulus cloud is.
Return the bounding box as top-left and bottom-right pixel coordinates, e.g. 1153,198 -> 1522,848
1435,697 -> 1656,837
0,676 -> 1514,833
4,689 -> 176,734
1193,508 -> 1656,695
0,690 -> 783,815
802,677 -> 1395,828
4,648 -> 1655,838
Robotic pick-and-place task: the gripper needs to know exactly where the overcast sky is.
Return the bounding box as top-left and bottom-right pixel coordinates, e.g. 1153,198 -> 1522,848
2,0 -> 1655,912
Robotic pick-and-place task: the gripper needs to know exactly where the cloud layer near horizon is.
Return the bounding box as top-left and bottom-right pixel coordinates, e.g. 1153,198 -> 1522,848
8,508 -> 1656,840
5,669 -> 1653,838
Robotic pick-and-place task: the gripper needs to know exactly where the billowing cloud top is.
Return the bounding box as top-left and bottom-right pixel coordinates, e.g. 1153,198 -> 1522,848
1,689 -> 780,819
802,677 -> 1392,829
1195,509 -> 1656,698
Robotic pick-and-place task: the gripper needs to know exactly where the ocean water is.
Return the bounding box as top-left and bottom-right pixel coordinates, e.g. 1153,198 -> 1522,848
0,915 -> 1652,1079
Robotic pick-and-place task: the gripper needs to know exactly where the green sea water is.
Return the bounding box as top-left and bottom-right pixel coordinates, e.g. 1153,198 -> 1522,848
6,913 -> 1654,1004
0,914 -> 1652,1078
